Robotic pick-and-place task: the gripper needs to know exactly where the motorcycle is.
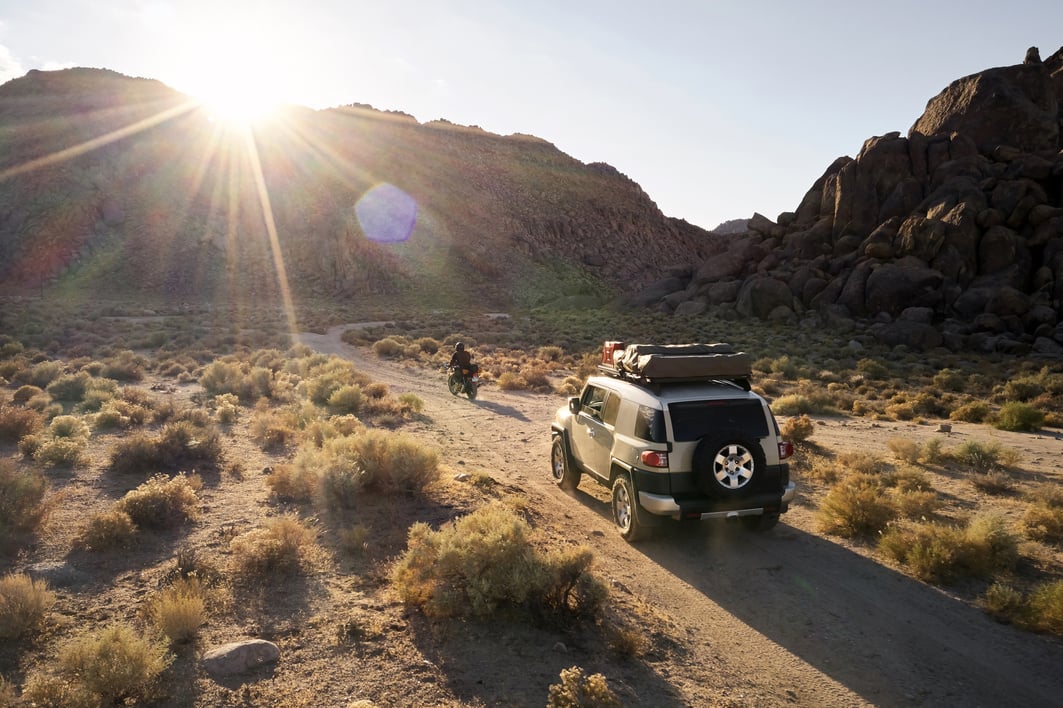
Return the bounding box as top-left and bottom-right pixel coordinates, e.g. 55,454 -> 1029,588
447,364 -> 479,400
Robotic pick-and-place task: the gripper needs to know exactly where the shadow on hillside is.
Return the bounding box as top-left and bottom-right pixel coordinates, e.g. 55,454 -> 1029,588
569,491 -> 1063,706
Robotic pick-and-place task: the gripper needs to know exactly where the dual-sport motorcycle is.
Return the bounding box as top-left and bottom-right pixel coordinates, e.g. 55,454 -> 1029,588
447,364 -> 479,400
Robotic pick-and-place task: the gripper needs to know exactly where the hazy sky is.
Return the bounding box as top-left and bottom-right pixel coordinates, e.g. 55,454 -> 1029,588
0,0 -> 1060,231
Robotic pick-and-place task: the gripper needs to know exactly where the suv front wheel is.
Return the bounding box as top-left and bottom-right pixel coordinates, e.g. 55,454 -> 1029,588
551,436 -> 581,491
612,472 -> 648,541
694,432 -> 766,498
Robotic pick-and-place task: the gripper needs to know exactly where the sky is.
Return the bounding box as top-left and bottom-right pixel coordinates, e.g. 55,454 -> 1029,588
0,0 -> 1061,231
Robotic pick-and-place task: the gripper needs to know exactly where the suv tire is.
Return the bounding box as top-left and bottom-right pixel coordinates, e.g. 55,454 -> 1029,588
694,431 -> 766,498
612,472 -> 648,541
551,436 -> 581,491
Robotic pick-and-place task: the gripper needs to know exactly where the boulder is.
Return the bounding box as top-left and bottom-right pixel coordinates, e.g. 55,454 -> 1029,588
202,640 -> 280,677
872,320 -> 945,350
864,261 -> 945,315
909,60 -> 1059,154
673,299 -> 708,317
735,276 -> 794,320
693,236 -> 760,283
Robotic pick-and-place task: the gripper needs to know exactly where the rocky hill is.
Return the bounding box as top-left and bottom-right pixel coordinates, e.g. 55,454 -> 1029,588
0,68 -> 709,306
644,46 -> 1063,356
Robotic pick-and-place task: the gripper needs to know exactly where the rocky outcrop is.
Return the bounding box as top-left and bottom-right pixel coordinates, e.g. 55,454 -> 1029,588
645,46 -> 1063,354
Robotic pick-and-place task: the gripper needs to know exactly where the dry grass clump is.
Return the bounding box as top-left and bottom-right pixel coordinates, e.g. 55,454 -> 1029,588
100,350 -> 146,382
327,384 -> 364,414
392,503 -> 606,620
14,360 -> 62,388
815,458 -> 941,539
950,400 -> 991,423
21,622 -> 172,707
343,429 -> 439,495
546,666 -> 622,708
23,414 -> 91,467
0,403 -> 43,443
250,406 -> 301,452
0,572 -> 56,638
78,509 -> 138,550
879,514 -> 1018,582
229,515 -> 318,577
1022,486 -> 1063,545
982,580 -> 1063,635
146,575 -> 207,644
951,440 -> 1019,472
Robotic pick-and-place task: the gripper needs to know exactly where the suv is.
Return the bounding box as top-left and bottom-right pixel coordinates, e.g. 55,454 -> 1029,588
550,342 -> 795,541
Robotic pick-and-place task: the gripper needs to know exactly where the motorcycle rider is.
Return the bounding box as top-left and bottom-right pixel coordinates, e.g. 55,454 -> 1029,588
448,342 -> 478,384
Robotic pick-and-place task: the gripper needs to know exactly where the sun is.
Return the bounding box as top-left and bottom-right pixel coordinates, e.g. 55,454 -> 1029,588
192,73 -> 281,127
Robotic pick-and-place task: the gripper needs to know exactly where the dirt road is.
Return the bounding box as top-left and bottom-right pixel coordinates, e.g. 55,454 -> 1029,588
299,325 -> 1063,707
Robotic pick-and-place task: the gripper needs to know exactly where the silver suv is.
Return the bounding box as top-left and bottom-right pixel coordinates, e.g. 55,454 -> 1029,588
550,343 -> 795,541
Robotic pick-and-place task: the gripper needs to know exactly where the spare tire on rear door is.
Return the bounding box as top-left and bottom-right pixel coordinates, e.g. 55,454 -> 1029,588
693,431 -> 765,498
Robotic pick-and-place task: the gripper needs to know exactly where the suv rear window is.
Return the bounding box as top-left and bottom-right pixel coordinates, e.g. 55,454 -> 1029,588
633,404 -> 666,442
668,400 -> 768,442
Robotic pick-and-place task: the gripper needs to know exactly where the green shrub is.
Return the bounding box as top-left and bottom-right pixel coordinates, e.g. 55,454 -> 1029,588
1002,377 -> 1042,402
1027,580 -> 1063,634
116,474 -> 202,529
398,392 -> 424,414
371,337 -> 406,358
856,358 -> 889,380
15,360 -> 62,388
0,573 -> 56,638
100,351 -> 146,382
391,503 -> 605,620
878,514 -> 1017,582
1022,499 -> 1063,545
547,666 -> 622,708
45,372 -> 90,402
48,414 -> 90,439
994,402 -> 1044,432
932,368 -> 965,392
953,440 -> 1008,472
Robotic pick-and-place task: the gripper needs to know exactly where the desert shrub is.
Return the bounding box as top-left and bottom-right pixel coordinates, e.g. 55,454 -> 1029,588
1002,377 -> 1042,402
0,573 -> 56,638
496,371 -> 525,391
100,351 -> 146,382
229,515 -> 316,577
116,474 -> 201,529
771,393 -> 835,415
994,402 -> 1044,432
16,360 -> 62,388
878,514 -> 1017,582
266,462 -> 319,504
109,421 -> 222,475
537,345 -> 564,362
1023,498 -> 1063,545
79,510 -> 138,550
970,470 -> 1017,494
414,337 -> 440,354
781,414 -> 815,442
147,576 -> 206,644
371,337 -> 406,358
0,461 -> 49,544
212,393 -> 240,425
327,384 -> 364,414
932,368 -> 965,392
38,623 -> 172,706
363,382 -> 389,399
398,392 -> 424,414
886,437 -> 921,464
391,503 -> 606,620
48,414 -> 90,439
981,581 -> 1027,623
348,430 -> 439,494
338,524 -> 369,555
921,438 -> 946,464
546,666 -> 622,708
816,473 -> 897,538
0,404 -> 43,442
949,400 -> 990,423
1027,580 -> 1063,634
953,440 -> 1008,472
45,372 -> 90,402
856,358 -> 889,380
250,408 -> 299,452
33,436 -> 87,467
12,385 -> 44,404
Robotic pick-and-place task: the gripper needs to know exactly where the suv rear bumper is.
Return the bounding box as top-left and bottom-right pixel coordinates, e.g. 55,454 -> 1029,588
639,482 -> 795,520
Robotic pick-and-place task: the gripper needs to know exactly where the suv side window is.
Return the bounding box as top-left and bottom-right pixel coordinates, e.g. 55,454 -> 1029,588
601,392 -> 621,426
633,404 -> 666,442
581,385 -> 608,419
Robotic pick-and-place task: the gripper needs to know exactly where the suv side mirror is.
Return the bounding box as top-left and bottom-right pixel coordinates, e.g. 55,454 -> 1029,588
568,397 -> 580,414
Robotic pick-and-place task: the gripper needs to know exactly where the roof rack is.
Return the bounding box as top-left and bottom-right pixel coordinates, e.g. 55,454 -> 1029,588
598,342 -> 754,392
596,363 -> 752,392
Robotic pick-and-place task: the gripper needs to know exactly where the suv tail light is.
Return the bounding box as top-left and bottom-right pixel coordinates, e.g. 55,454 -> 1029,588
639,450 -> 668,468
778,441 -> 794,460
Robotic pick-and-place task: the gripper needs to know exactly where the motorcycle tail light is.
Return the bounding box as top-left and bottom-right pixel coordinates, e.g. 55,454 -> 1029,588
639,450 -> 668,468
778,441 -> 794,460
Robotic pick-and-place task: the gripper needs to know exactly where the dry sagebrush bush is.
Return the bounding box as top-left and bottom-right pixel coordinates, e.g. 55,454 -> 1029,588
546,666 -> 622,708
949,400 -> 991,423
229,515 -> 317,577
78,509 -> 137,550
1022,487 -> 1063,544
816,473 -> 898,538
116,473 -> 202,529
0,403 -> 43,443
109,420 -> 223,475
347,429 -> 439,494
781,414 -> 815,442
0,461 -> 49,544
0,573 -> 56,638
21,623 -> 172,707
147,576 -> 207,644
878,514 -> 1018,583
265,463 -> 319,503
392,503 -> 606,620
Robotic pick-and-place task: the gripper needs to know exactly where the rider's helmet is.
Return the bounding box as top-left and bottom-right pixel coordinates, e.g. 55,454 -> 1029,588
455,342 -> 465,352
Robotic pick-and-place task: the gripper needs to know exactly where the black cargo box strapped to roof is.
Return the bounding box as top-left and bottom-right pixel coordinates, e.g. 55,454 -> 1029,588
599,342 -> 753,389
